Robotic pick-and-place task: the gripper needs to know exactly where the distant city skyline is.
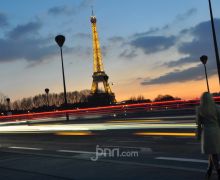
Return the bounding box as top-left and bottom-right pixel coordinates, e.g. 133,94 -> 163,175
0,0 -> 220,101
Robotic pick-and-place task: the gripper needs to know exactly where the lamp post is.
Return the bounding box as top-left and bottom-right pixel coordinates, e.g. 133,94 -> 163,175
55,35 -> 69,121
45,88 -> 49,107
6,98 -> 10,111
208,0 -> 220,86
55,35 -> 68,106
200,55 -> 210,92
6,98 -> 11,115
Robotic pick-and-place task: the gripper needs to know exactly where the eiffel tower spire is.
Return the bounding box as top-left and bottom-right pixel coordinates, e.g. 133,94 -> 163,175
90,11 -> 116,103
90,11 -> 104,74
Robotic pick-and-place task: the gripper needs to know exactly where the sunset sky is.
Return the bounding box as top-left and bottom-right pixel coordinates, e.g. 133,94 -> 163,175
0,0 -> 220,102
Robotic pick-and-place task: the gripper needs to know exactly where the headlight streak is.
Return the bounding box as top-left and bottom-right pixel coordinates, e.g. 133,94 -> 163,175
0,122 -> 196,133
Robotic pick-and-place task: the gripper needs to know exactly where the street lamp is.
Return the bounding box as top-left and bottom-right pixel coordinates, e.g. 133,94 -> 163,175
6,98 -> 10,111
208,0 -> 220,86
6,98 -> 12,115
200,55 -> 210,92
55,35 -> 68,106
45,88 -> 49,107
55,35 -> 69,121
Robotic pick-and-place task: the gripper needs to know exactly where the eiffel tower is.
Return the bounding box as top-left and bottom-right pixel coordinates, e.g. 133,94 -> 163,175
89,11 -> 116,105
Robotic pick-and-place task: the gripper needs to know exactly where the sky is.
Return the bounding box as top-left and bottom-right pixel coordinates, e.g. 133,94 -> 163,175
0,0 -> 220,102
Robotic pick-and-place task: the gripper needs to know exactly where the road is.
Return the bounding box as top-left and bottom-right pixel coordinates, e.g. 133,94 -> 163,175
0,113 -> 215,180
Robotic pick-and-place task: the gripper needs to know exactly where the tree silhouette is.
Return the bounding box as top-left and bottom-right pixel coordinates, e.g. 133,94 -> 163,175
154,94 -> 181,102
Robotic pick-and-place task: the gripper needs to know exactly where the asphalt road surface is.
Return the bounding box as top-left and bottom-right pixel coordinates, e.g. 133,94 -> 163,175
0,113 -> 216,180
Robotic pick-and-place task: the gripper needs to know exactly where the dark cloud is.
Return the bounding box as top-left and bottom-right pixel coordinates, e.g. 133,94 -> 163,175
164,19 -> 220,68
133,28 -> 160,37
141,19 -> 220,85
119,49 -> 137,59
7,21 -> 42,39
0,12 -> 8,27
130,35 -> 176,54
48,0 -> 95,16
141,63 -> 217,85
0,20 -> 73,64
163,55 -> 198,68
105,8 -> 197,60
0,37 -> 57,62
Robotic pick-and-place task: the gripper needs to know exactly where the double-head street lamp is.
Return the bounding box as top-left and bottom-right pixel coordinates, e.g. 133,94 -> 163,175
55,35 -> 68,107
200,55 -> 210,92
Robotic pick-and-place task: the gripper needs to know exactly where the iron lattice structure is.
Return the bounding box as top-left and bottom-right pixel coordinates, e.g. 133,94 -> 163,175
90,13 -> 116,103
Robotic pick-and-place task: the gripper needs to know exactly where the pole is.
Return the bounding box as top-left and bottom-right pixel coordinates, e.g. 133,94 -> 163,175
204,64 -> 210,92
208,0 -> 220,86
60,47 -> 69,121
60,47 -> 68,105
46,94 -> 49,107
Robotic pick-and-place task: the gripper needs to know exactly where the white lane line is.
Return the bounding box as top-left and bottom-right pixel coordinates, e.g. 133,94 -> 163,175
155,157 -> 207,163
102,145 -> 152,152
57,150 -> 96,154
8,146 -> 42,150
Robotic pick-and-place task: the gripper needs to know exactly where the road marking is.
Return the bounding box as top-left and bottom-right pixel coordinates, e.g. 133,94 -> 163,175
57,149 -> 96,154
102,145 -> 152,152
8,146 -> 42,150
155,157 -> 207,163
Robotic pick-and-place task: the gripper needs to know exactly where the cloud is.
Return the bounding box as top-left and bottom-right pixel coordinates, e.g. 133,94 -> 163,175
7,21 -> 42,39
132,8 -> 197,37
0,12 -> 8,27
119,49 -> 137,59
141,19 -> 220,85
108,36 -> 124,43
48,6 -> 75,16
0,37 -> 56,63
74,32 -> 91,39
126,9 -> 197,56
133,28 -> 160,37
0,20 -> 73,64
176,8 -> 197,22
163,19 -> 220,68
79,0 -> 95,9
141,63 -> 217,85
48,0 -> 95,16
130,35 -> 176,54
103,8 -> 197,60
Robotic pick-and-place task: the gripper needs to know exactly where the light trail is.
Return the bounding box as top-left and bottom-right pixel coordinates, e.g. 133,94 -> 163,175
55,131 -> 94,136
107,120 -> 162,123
8,146 -> 42,150
134,132 -> 196,137
0,121 -> 196,133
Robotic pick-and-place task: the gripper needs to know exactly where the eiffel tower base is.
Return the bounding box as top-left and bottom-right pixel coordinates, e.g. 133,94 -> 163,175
87,92 -> 116,107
